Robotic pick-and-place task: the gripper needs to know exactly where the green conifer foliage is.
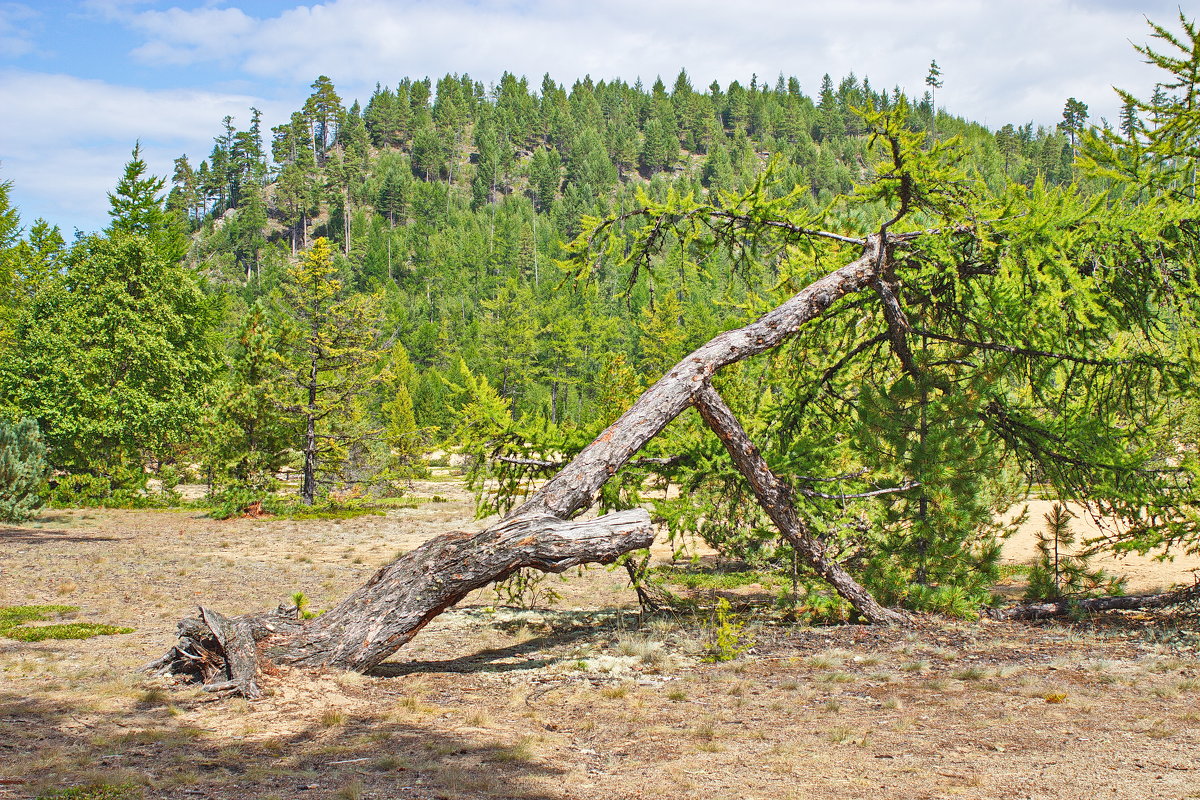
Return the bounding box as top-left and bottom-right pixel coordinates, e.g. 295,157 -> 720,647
200,300 -> 293,493
0,418 -> 46,523
279,238 -> 382,505
107,144 -> 188,262
1025,504 -> 1123,601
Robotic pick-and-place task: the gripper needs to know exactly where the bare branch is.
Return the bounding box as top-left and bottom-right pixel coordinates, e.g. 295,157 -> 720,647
692,381 -> 904,625
798,481 -> 921,500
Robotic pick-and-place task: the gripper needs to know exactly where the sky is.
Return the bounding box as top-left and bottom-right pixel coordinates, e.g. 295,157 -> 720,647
0,0 -> 1187,234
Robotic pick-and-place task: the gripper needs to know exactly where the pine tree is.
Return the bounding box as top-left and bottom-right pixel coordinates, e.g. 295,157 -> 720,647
924,60 -> 943,141
1025,504 -> 1123,601
201,300 -> 293,493
304,75 -> 343,164
107,143 -> 187,262
479,279 -> 540,399
1058,97 -> 1089,151
0,179 -> 22,351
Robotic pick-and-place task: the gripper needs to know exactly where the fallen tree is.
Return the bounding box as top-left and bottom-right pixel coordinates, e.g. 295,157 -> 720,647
152,103 -> 1200,696
991,580 -> 1200,621
151,231 -> 907,696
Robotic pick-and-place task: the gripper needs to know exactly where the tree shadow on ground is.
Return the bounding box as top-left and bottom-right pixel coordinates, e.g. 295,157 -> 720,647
0,688 -> 566,800
0,527 -> 120,544
372,624 -> 600,677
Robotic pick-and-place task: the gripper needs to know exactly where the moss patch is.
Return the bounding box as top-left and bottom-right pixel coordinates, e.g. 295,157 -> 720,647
0,605 -> 133,641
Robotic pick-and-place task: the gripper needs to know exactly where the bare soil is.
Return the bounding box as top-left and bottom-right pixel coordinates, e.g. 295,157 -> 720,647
2,475 -> 1199,800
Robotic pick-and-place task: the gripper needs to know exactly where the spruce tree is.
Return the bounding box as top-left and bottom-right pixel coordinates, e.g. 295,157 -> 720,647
0,418 -> 46,523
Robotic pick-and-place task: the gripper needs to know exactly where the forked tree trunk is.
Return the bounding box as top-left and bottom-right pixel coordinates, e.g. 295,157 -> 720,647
152,237 -> 899,696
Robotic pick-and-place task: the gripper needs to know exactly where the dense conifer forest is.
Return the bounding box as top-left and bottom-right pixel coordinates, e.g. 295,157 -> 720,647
3,20 -> 1200,618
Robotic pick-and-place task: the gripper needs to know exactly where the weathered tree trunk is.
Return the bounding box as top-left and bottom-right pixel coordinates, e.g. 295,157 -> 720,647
991,581 -> 1200,621
151,510 -> 653,695
692,383 -> 906,625
153,238 -> 897,694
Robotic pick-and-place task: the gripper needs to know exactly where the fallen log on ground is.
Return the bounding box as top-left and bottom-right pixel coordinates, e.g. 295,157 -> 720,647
991,581 -> 1200,621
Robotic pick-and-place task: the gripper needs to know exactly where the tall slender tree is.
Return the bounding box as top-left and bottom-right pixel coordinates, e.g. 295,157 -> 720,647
278,238 -> 381,505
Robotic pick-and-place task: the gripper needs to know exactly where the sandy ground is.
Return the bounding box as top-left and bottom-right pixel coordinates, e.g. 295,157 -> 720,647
1003,500 -> 1200,593
1,475 -> 1199,800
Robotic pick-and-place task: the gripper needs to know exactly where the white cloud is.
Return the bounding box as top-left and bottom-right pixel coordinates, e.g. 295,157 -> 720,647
0,69 -> 281,232
128,5 -> 257,65
0,2 -> 37,57
109,0 -> 1172,127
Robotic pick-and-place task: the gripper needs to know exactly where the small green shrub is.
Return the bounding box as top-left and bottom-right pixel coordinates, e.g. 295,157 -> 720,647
655,566 -> 779,591
0,417 -> 47,523
906,584 -> 986,619
290,591 -> 321,619
1025,503 -> 1125,601
47,471 -> 178,509
703,597 -> 752,662
206,488 -> 386,520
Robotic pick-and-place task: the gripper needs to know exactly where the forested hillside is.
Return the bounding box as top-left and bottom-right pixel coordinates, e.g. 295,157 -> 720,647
2,40 -> 1196,618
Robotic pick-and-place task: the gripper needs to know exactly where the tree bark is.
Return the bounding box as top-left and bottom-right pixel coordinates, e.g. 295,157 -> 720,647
153,237 -> 892,693
151,510 -> 653,691
692,382 -> 905,625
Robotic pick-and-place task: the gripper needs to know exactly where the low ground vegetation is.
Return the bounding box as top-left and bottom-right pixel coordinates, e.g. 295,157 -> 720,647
2,475 -> 1198,799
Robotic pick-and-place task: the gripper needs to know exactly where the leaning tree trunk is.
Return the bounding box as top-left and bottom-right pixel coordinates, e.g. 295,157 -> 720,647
152,235 -> 901,696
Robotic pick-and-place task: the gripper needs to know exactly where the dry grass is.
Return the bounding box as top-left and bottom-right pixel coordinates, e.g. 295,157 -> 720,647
3,485 -> 1200,800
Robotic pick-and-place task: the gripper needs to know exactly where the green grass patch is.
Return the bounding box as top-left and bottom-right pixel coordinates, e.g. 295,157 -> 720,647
0,604 -> 78,629
653,566 -> 780,590
0,605 -> 133,641
4,623 -> 134,641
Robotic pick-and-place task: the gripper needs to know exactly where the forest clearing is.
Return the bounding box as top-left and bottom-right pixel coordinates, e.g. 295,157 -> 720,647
7,5 -> 1200,799
2,473 -> 1198,800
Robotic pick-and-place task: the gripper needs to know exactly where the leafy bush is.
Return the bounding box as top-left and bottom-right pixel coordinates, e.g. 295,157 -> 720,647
205,486 -> 386,520
46,470 -> 179,509
0,417 -> 47,522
